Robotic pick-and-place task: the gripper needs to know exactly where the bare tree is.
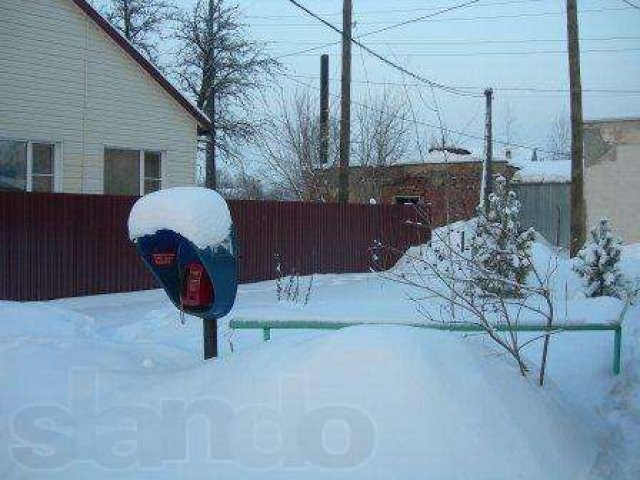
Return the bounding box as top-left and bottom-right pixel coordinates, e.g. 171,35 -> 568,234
547,113 -> 571,161
101,0 -> 175,63
259,89 -> 338,202
173,0 -> 278,188
353,90 -> 410,202
259,88 -> 411,202
218,166 -> 265,200
500,102 -> 520,160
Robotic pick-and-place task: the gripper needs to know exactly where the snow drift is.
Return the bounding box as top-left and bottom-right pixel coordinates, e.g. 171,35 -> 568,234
0,296 -> 599,479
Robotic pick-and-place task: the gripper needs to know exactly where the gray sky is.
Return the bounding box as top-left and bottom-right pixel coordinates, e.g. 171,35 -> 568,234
177,0 -> 640,159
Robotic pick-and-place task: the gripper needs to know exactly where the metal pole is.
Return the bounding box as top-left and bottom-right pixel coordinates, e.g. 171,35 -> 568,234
320,54 -> 330,166
203,319 -> 217,359
338,0 -> 352,203
613,326 -> 622,375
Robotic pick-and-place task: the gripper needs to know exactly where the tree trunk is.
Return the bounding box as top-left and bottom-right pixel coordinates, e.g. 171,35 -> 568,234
205,0 -> 217,190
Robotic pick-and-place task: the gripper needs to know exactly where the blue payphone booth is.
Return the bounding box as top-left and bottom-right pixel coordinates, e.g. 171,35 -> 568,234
134,228 -> 238,359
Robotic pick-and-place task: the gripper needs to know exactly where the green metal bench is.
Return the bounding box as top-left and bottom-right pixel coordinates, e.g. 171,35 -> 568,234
229,316 -> 626,375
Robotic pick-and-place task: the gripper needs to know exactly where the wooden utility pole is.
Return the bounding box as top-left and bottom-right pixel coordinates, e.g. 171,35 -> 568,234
338,0 -> 352,203
320,54 -> 330,165
481,87 -> 494,211
567,0 -> 586,256
205,0 -> 217,190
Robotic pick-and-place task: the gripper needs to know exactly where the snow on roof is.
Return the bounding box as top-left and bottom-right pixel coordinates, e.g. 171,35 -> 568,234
512,160 -> 571,184
128,188 -> 232,249
394,151 -> 507,166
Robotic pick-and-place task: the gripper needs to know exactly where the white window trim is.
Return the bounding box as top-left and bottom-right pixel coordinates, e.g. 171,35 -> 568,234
0,137 -> 61,193
138,150 -> 145,196
141,150 -> 164,195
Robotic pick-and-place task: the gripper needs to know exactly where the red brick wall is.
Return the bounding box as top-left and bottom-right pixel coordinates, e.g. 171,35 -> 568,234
381,162 -> 516,227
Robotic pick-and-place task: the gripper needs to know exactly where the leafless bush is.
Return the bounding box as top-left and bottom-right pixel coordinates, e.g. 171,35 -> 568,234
376,208 -> 560,385
274,254 -> 314,306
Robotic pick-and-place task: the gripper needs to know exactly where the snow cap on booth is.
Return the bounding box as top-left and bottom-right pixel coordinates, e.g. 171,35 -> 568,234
128,187 -> 232,249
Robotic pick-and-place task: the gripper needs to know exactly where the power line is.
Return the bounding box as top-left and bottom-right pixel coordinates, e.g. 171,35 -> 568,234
282,0 -> 481,97
266,35 -> 640,46
249,0 -> 606,19
286,74 -> 640,95
355,0 -> 481,38
620,0 -> 640,10
281,73 -> 567,156
277,0 -> 483,59
258,6 -> 633,28
275,6 -> 635,58
293,47 -> 640,58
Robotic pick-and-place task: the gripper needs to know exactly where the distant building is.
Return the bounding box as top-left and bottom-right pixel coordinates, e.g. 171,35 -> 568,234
0,0 -> 210,195
511,160 -> 571,247
320,148 -> 514,226
584,117 -> 640,243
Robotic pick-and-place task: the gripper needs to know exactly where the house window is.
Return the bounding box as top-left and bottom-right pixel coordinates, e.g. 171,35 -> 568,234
32,143 -> 55,192
144,151 -> 162,194
0,139 -> 58,192
104,148 -> 163,196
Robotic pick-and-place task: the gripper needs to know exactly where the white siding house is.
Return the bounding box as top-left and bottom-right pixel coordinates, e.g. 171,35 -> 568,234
0,0 -> 210,195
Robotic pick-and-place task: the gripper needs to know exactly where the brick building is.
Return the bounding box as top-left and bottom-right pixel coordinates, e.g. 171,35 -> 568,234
320,149 -> 515,226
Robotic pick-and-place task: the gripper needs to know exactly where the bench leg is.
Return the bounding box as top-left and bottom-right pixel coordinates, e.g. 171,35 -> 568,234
263,328 -> 271,342
613,327 -> 622,375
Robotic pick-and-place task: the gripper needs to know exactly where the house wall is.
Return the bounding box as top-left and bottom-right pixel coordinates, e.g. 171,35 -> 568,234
0,0 -> 198,194
584,119 -> 640,243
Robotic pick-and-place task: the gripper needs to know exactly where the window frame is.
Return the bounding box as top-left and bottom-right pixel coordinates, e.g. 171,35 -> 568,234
140,150 -> 164,195
103,146 -> 166,196
0,137 -> 62,193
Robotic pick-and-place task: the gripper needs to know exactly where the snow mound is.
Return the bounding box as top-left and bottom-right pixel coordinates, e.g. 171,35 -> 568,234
207,326 -> 597,479
128,187 -> 232,249
0,301 -> 93,338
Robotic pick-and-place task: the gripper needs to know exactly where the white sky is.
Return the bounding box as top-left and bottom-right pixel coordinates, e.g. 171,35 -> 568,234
176,0 -> 640,159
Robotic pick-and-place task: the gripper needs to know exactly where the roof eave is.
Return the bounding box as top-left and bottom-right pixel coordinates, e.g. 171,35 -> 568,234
71,0 -> 212,131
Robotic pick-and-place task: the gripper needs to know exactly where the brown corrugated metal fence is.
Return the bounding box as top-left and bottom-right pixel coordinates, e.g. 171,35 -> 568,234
0,192 -> 430,301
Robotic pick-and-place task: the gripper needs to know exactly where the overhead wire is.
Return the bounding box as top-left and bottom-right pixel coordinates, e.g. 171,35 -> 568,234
620,0 -> 640,10
266,35 -> 640,46
248,0 -> 550,18
263,5 -> 634,29
285,74 -> 640,95
277,0 -> 485,60
279,72 -> 567,156
282,0 -> 481,97
291,47 -> 640,57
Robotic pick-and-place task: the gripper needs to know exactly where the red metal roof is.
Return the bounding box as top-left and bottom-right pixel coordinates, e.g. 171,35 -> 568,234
71,0 -> 211,132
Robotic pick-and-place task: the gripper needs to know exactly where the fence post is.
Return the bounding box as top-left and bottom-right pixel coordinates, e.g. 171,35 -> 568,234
613,326 -> 622,375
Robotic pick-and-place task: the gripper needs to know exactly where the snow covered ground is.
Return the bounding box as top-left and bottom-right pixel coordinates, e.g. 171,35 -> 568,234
1,241 -> 639,478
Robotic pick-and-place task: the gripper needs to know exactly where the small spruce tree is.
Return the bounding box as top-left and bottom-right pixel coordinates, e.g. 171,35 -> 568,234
470,175 -> 535,297
573,218 -> 625,298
